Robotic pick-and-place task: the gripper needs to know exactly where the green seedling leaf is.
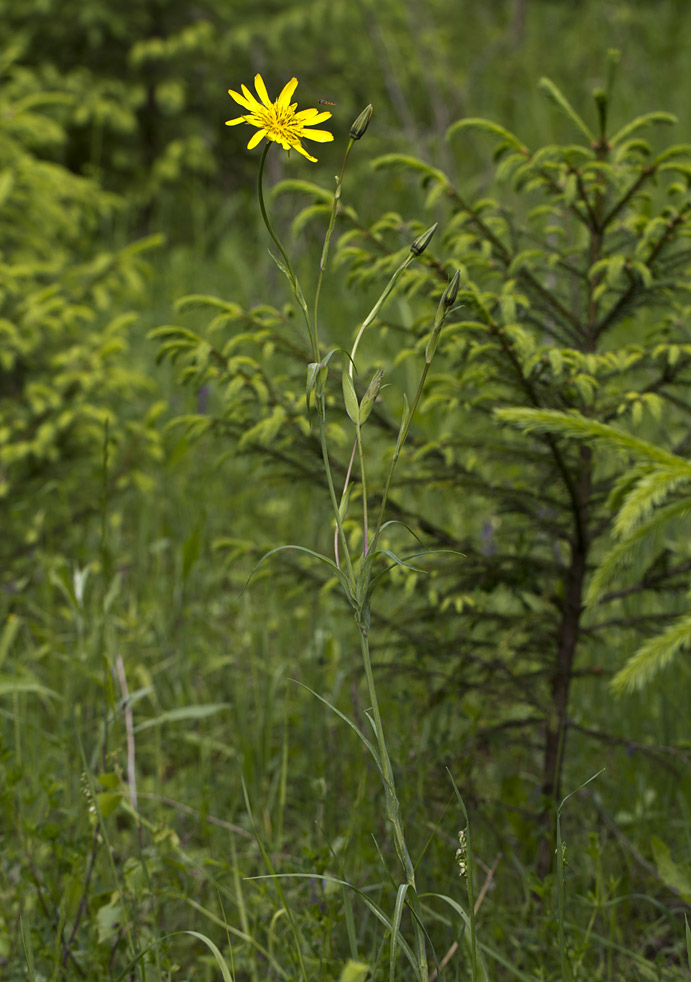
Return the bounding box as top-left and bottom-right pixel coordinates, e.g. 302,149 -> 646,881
686,914 -> 691,972
95,792 -> 123,818
339,960 -> 370,982
538,76 -> 595,143
97,894 -> 124,944
651,836 -> 691,902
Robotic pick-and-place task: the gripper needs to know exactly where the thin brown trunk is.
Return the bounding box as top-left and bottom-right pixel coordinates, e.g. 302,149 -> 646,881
536,449 -> 590,878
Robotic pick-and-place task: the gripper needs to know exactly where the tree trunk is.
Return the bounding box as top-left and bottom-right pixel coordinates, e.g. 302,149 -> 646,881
536,448 -> 590,878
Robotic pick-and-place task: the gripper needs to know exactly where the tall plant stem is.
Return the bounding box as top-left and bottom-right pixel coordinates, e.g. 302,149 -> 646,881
357,617 -> 428,978
318,404 -> 356,590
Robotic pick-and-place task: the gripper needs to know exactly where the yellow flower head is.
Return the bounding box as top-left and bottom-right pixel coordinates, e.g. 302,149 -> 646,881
226,74 -> 334,163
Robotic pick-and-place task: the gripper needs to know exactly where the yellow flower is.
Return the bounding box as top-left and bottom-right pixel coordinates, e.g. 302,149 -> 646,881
226,74 -> 334,163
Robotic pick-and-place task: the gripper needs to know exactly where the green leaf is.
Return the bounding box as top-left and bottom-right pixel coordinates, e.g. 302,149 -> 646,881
338,960 -> 370,982
446,117 -> 526,152
182,931 -> 234,982
0,676 -> 62,700
134,703 -> 229,732
611,613 -> 691,694
390,884 -> 408,982
243,544 -> 356,607
342,363 -> 360,424
95,791 -> 123,818
610,111 -> 677,147
650,836 -> 691,902
538,77 -> 595,143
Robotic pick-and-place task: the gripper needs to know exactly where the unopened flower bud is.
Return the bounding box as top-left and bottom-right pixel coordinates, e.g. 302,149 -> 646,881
350,104 -> 374,140
410,223 -> 438,256
359,368 -> 384,424
442,269 -> 461,308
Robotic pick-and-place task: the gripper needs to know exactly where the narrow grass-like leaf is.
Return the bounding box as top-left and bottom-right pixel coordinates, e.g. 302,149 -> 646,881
20,917 -> 35,982
242,778 -> 311,981
243,544 -> 355,605
685,914 -> 691,972
0,677 -> 62,699
0,614 -> 20,669
183,931 -> 234,981
133,703 -> 229,732
247,872 -> 420,976
290,679 -> 381,774
390,883 -> 409,982
425,894 -> 490,982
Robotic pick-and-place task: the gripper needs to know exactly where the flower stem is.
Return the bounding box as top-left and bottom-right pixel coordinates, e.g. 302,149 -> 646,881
257,143 -> 318,360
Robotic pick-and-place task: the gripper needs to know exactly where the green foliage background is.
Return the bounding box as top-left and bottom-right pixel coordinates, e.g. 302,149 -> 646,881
1,1 -> 691,979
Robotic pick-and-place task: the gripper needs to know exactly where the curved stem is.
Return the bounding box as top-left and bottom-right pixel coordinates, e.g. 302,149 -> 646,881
257,143 -> 318,360
257,144 -> 294,279
349,254 -> 416,377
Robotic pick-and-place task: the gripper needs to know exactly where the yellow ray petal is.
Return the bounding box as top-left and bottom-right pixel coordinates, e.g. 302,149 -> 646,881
277,77 -> 298,108
302,128 -> 335,143
254,74 -> 272,108
292,142 -> 319,162
228,88 -> 256,112
225,115 -> 249,126
300,110 -> 333,125
247,129 -> 267,149
240,84 -> 264,113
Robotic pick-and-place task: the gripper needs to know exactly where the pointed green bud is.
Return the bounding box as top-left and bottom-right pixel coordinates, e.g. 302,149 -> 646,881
442,269 -> 461,308
350,104 -> 374,140
410,222 -> 438,256
359,369 -> 383,424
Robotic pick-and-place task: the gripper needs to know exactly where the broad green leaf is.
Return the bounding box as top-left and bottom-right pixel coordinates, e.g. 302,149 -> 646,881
339,960 -> 369,982
650,836 -> 691,902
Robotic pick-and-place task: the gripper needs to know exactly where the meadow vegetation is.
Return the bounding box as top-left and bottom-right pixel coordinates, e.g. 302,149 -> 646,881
1,1 -> 691,979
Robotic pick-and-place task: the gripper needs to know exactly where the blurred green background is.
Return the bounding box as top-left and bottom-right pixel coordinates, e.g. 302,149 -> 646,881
2,1 -> 691,979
